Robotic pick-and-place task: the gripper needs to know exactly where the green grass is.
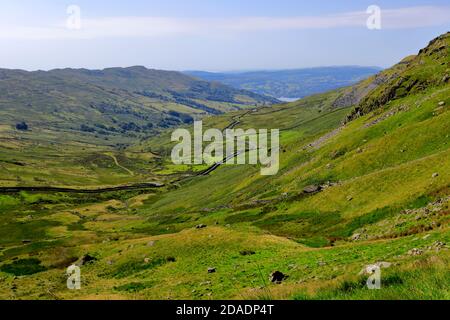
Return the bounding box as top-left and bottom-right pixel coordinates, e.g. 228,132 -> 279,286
0,258 -> 47,276
0,33 -> 448,300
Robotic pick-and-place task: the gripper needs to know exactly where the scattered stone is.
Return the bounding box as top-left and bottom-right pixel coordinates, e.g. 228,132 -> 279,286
438,101 -> 445,106
303,185 -> 321,194
359,261 -> 392,275
147,240 -> 156,247
378,261 -> 392,268
428,241 -> 446,251
144,258 -> 150,263
351,233 -> 361,241
207,267 -> 216,274
408,248 -> 424,256
78,254 -> 97,266
107,260 -> 114,265
239,250 -> 256,256
317,261 -> 326,267
270,271 -> 286,284
432,172 -> 439,178
347,196 -> 353,201
320,181 -> 339,189
196,224 -> 207,229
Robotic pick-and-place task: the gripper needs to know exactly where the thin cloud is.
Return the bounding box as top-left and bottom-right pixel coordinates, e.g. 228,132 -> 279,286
0,6 -> 449,40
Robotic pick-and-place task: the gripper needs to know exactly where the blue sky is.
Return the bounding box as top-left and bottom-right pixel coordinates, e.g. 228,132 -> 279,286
0,0 -> 449,71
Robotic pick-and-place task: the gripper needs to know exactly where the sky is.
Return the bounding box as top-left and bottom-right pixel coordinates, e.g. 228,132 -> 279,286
0,0 -> 449,71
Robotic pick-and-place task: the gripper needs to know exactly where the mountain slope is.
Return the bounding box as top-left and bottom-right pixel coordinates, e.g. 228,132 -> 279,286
345,32 -> 449,120
0,33 -> 449,300
0,66 -> 277,139
0,66 -> 276,188
186,66 -> 381,99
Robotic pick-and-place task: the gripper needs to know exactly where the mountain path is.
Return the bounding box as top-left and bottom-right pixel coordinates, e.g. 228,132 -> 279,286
106,153 -> 134,176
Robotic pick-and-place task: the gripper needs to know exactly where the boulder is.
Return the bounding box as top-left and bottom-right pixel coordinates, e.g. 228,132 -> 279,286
303,185 -> 321,194
351,233 -> 361,241
432,172 -> 439,178
196,224 -> 207,229
78,254 -> 97,266
239,250 -> 256,256
359,261 -> 392,275
408,248 -> 424,256
428,241 -> 446,251
270,271 -> 287,284
207,267 -> 216,274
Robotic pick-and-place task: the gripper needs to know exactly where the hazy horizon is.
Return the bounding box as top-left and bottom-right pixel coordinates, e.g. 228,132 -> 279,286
0,64 -> 384,73
0,0 -> 449,71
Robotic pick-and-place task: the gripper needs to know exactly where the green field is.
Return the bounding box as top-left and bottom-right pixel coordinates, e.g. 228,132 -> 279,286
0,32 -> 449,300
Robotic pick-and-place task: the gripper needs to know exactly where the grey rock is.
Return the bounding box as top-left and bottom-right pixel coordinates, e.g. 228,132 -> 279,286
359,261 -> 392,275
303,185 -> 321,194
77,254 -> 97,266
208,267 -> 216,273
351,233 -> 361,241
408,248 -> 424,256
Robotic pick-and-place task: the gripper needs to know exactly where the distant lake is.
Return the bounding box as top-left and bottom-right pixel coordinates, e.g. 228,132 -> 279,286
278,97 -> 301,102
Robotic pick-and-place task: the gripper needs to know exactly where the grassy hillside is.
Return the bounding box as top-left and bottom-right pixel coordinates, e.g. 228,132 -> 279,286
0,66 -> 277,188
186,66 -> 381,99
0,66 -> 277,140
0,33 -> 449,300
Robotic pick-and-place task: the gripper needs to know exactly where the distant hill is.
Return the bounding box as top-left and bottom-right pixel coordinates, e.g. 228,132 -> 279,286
0,66 -> 277,139
185,66 -> 382,99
